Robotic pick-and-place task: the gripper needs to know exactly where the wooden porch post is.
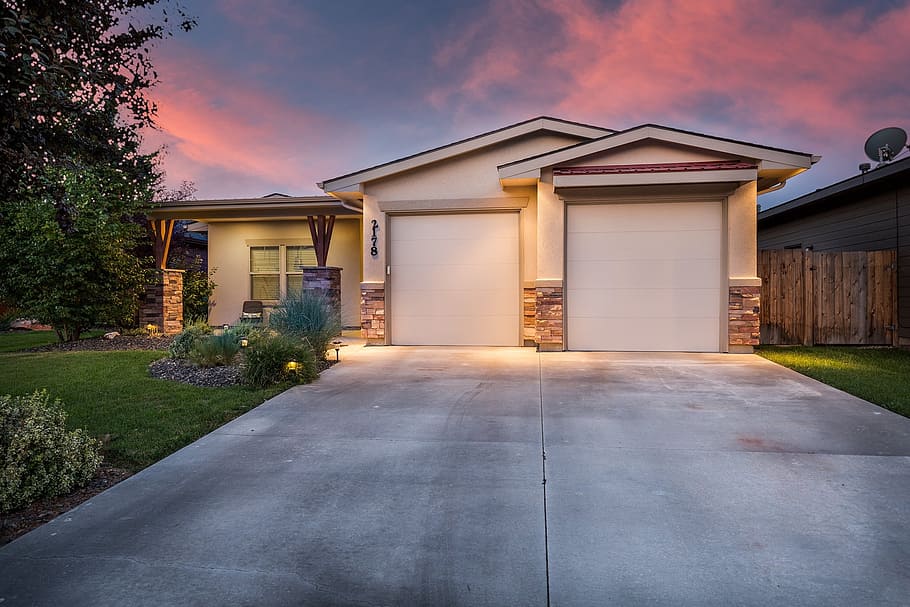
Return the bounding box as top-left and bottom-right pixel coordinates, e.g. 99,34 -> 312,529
307,214 -> 336,267
149,218 -> 176,270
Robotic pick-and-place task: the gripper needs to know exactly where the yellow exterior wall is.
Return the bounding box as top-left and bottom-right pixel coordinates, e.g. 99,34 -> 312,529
562,141 -> 734,167
361,133 -> 585,284
727,181 -> 758,280
207,217 -> 362,327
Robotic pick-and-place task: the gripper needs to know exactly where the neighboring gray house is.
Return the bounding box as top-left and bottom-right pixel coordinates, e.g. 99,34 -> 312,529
757,156 -> 910,344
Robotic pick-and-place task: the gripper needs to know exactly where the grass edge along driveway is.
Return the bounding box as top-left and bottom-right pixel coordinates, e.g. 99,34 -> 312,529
757,346 -> 910,419
0,348 -> 283,470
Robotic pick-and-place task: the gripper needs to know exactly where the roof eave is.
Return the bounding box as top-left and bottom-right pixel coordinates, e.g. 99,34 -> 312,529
319,116 -> 613,192
497,124 -> 815,180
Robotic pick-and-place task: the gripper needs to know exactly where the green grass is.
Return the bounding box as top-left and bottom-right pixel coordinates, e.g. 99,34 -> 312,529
0,330 -> 104,353
0,349 -> 283,470
757,346 -> 910,418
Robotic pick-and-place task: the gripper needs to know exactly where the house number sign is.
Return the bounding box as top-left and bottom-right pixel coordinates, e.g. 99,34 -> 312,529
370,219 -> 379,257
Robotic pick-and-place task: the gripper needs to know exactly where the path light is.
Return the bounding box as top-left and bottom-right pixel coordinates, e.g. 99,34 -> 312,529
240,337 -> 249,348
331,339 -> 346,362
222,324 -> 230,331
285,361 -> 299,373
145,323 -> 157,337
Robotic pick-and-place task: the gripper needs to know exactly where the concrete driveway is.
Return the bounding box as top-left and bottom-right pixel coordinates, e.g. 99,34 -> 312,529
2,346 -> 909,606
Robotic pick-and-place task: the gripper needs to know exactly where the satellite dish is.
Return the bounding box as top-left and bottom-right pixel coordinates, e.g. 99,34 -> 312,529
864,127 -> 908,164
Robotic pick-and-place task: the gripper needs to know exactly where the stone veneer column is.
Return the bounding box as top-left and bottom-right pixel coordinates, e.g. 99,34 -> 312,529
300,266 -> 342,322
141,269 -> 184,335
536,285 -> 564,351
360,283 -> 385,345
729,286 -> 760,353
523,287 -> 537,346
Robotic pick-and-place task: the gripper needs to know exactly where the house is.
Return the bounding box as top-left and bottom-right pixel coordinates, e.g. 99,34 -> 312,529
152,116 -> 817,352
757,156 -> 910,345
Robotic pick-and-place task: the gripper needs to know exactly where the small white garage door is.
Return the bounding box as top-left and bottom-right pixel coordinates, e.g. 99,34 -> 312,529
390,213 -> 520,346
567,201 -> 722,352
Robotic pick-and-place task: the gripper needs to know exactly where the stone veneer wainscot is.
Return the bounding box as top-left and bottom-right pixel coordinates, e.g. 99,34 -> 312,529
361,283 -> 385,344
729,285 -> 760,352
141,269 -> 184,335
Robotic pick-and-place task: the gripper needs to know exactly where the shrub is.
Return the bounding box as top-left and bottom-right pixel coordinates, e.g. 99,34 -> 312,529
168,319 -> 212,359
183,268 -> 216,320
0,390 -> 102,513
269,292 -> 341,356
190,332 -> 240,368
242,333 -> 317,388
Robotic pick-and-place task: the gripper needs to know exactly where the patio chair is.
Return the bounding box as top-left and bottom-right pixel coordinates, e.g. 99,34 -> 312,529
240,300 -> 264,322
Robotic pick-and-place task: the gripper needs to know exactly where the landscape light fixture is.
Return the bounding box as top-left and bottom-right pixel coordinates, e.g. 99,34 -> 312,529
285,361 -> 299,372
240,338 -> 249,348
145,323 -> 157,337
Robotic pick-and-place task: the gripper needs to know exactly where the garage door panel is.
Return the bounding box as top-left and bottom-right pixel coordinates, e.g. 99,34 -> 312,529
394,288 -> 517,318
567,201 -> 722,352
569,288 -> 720,319
392,262 -> 518,291
392,235 -> 517,267
567,230 -> 721,262
568,202 -> 721,233
392,315 -> 517,346
569,259 -> 720,290
392,214 -> 515,241
390,213 -> 519,346
569,317 -> 719,352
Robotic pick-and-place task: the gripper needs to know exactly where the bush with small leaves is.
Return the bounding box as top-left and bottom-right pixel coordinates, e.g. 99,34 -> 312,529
242,333 -> 317,388
0,390 -> 102,513
190,332 -> 241,368
168,319 -> 213,359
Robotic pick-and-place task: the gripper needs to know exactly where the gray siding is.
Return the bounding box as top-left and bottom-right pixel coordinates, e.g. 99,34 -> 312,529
758,192 -> 897,251
899,186 -> 910,338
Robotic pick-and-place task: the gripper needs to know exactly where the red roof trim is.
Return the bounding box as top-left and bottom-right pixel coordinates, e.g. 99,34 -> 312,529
553,160 -> 757,176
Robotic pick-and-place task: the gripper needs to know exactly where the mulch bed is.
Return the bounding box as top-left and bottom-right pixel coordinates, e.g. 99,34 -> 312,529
27,335 -> 173,352
148,357 -> 244,387
0,464 -> 133,546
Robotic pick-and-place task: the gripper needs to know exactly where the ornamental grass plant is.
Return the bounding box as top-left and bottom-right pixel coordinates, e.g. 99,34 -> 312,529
269,292 -> 341,356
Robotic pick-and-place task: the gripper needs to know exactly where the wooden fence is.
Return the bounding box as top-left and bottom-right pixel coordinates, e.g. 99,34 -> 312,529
758,249 -> 898,345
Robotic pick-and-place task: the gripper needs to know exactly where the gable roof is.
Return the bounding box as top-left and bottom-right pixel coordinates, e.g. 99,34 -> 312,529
758,155 -> 910,223
319,116 -> 613,195
498,124 -> 816,182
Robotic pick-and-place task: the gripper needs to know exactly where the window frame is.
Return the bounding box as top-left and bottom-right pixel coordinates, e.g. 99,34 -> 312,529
248,243 -> 318,302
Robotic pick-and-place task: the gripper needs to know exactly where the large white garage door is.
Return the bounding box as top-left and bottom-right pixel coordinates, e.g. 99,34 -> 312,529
390,213 -> 520,346
567,202 -> 722,352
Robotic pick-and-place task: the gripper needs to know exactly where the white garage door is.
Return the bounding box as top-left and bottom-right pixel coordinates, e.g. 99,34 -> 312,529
567,202 -> 722,352
390,213 -> 520,346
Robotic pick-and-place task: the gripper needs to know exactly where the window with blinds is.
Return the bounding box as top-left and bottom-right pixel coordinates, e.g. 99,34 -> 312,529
249,244 -> 317,301
250,246 -> 280,300
286,245 -> 317,299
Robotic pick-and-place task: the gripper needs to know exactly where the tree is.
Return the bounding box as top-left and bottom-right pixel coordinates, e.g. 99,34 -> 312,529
0,0 -> 195,203
0,1 -> 195,339
0,164 -> 153,341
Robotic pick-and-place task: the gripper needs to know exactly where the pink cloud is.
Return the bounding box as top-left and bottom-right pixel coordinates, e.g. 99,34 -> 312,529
429,0 -> 910,154
142,52 -> 353,198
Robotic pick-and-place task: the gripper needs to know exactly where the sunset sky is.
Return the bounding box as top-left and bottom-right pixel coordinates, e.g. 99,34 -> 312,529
144,0 -> 910,207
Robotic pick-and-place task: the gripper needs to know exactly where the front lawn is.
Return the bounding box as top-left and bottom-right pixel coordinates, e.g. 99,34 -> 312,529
757,346 -> 910,418
0,329 -> 104,353
0,349 -> 283,470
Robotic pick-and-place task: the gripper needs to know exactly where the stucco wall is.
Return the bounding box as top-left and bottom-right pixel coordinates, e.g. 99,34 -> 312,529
207,218 -> 362,327
562,141 -> 734,167
361,132 -> 585,284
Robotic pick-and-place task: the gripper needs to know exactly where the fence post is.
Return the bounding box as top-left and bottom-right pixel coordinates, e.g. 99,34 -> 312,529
803,249 -> 814,346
